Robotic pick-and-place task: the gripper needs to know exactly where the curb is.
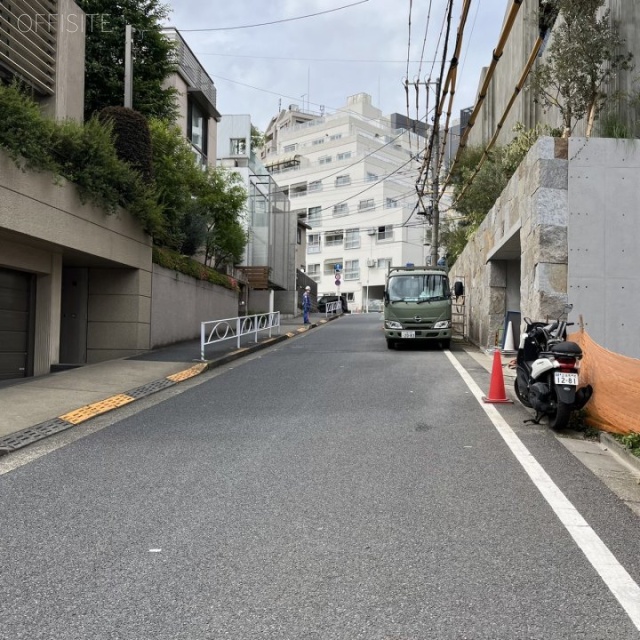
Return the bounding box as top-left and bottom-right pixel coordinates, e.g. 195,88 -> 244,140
0,317 -> 336,456
600,432 -> 640,475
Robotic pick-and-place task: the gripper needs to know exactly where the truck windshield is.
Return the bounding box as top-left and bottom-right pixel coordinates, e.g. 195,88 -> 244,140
387,274 -> 449,303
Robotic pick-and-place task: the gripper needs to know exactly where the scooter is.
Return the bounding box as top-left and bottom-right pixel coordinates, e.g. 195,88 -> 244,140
513,310 -> 593,430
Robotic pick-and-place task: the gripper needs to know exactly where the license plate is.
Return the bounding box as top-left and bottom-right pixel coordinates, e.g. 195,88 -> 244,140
555,372 -> 578,385
401,331 -> 416,338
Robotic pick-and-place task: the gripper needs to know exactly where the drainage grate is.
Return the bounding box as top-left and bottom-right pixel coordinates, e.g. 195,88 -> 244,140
0,418 -> 75,452
125,378 -> 176,399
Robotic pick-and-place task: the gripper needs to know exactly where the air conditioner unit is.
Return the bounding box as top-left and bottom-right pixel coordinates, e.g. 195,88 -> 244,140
367,258 -> 376,268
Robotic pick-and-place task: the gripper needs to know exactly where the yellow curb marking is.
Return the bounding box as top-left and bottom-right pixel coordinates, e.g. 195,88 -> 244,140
60,394 -> 135,425
166,362 -> 208,382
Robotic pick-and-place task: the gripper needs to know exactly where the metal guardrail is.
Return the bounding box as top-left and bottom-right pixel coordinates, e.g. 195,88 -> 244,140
323,301 -> 343,316
200,312 -> 281,361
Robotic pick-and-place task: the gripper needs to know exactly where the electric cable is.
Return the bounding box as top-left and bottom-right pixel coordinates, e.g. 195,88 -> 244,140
176,1 -> 370,32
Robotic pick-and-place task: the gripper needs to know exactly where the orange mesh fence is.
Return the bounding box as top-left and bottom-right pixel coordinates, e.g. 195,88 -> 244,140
568,329 -> 640,435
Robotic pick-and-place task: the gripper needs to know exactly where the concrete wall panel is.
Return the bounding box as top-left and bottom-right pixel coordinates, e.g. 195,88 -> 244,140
150,265 -> 238,348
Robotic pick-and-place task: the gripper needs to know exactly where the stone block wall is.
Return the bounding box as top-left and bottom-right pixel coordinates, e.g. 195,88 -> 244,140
450,137 -> 570,348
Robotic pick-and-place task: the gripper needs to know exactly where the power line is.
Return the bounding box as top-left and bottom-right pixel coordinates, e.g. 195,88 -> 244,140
195,52 -> 438,64
175,1 -> 370,32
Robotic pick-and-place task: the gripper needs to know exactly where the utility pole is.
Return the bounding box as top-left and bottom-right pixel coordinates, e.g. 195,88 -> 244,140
430,78 -> 441,268
405,78 -> 442,266
124,25 -> 134,109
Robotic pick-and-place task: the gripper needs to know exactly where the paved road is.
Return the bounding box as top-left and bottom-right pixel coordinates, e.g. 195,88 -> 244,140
1,315 -> 640,639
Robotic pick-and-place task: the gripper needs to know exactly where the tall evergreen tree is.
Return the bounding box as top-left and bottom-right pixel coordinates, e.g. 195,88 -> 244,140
76,0 -> 178,121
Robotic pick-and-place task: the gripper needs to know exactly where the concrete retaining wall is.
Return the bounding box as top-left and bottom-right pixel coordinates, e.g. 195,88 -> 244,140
150,265 -> 239,348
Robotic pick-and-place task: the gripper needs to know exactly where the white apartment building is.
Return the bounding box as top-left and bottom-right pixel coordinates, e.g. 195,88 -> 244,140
261,93 -> 427,312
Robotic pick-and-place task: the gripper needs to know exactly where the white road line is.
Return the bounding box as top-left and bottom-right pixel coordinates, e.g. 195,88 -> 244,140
446,350 -> 640,631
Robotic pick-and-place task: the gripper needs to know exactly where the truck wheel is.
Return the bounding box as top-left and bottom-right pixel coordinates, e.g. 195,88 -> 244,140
386,339 -> 396,350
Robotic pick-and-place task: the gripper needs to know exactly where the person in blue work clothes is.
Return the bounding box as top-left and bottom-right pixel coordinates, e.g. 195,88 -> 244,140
302,285 -> 312,324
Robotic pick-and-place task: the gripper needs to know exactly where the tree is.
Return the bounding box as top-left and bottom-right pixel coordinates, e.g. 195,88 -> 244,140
251,126 -> 265,151
528,0 -> 633,137
148,119 -> 247,265
76,0 -> 178,121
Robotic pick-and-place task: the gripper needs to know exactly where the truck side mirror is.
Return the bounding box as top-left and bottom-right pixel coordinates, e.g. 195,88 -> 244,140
383,290 -> 389,304
453,281 -> 464,298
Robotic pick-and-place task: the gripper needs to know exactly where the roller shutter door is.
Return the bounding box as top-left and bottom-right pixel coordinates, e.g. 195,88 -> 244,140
0,267 -> 33,380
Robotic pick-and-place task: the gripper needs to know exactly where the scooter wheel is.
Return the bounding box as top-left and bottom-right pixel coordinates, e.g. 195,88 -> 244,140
549,401 -> 572,431
514,379 -> 532,408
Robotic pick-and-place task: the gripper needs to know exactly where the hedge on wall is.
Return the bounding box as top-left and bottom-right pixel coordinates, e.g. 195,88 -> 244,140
152,246 -> 239,292
98,106 -> 154,183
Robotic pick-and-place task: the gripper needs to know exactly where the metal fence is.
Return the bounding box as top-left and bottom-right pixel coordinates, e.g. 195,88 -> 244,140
323,301 -> 343,316
200,312 -> 281,360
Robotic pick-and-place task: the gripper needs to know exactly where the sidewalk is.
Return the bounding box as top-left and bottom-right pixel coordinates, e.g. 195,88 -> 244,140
0,313 -> 336,455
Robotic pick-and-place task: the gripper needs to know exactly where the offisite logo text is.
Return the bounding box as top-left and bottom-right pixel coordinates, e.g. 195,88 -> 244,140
16,13 -> 113,34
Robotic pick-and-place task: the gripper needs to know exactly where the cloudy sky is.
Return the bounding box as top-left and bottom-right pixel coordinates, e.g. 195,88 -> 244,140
166,0 -> 509,132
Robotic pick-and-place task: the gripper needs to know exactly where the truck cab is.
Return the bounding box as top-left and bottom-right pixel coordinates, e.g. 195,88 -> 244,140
383,265 -> 461,349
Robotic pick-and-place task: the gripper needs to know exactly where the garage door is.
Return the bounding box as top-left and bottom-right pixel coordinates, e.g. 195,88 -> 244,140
0,267 -> 34,380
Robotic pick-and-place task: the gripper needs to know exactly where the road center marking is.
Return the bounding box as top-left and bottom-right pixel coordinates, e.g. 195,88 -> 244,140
446,350 -> 640,630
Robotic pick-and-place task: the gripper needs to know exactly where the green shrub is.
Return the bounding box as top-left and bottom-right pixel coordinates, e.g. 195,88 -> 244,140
0,82 -> 57,173
98,106 -> 154,183
152,246 -> 239,292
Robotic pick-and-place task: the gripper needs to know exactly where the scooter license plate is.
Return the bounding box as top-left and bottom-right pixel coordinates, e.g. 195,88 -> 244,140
555,372 -> 578,385
401,331 -> 416,338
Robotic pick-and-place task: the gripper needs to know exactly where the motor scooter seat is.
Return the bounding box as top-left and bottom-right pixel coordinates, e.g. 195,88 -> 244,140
549,341 -> 582,356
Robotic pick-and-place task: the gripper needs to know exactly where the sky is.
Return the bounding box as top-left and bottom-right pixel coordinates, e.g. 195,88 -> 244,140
165,0 -> 510,133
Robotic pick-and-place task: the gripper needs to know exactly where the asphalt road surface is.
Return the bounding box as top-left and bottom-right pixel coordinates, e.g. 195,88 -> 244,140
2,315 -> 640,639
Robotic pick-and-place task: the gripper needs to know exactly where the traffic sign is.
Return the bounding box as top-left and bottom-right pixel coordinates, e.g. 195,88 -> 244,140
335,279 -> 341,287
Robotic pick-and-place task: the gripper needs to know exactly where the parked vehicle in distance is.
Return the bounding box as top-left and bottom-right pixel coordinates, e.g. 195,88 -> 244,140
383,265 -> 463,349
317,295 -> 349,313
366,299 -> 384,312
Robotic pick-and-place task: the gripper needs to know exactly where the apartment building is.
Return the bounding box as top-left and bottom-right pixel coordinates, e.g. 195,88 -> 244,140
261,93 -> 426,312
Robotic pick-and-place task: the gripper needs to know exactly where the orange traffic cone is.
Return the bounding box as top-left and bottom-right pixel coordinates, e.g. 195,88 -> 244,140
482,349 -> 513,404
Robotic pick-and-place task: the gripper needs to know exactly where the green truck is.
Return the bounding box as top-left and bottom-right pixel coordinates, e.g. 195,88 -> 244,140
383,265 -> 463,350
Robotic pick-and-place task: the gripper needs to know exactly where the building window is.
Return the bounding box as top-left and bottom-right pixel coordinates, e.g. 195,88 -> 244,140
366,172 -> 378,182
346,292 -> 356,302
308,234 -> 321,253
335,174 -> 351,187
337,151 -> 352,161
325,231 -> 344,247
319,156 -> 332,165
324,259 -> 343,275
230,138 -> 247,155
385,197 -> 398,208
297,227 -> 302,244
377,225 -> 393,242
333,203 -> 348,217
188,99 -> 208,165
345,228 -> 360,249
344,259 -> 360,280
329,133 -> 343,141
308,206 -> 322,225
358,198 -> 375,211
290,182 -> 307,198
307,263 -> 321,282
308,180 -> 322,192
377,257 -> 392,269
283,143 -> 297,153
312,138 -> 325,145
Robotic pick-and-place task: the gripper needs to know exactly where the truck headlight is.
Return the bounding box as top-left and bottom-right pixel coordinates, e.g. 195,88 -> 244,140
385,320 -> 403,330
433,320 -> 451,329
